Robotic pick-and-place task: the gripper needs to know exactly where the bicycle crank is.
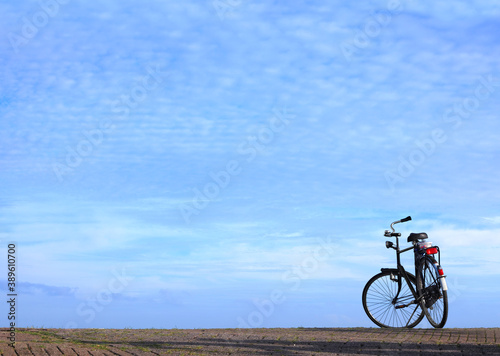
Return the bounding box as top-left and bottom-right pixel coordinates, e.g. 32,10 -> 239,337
395,300 -> 418,309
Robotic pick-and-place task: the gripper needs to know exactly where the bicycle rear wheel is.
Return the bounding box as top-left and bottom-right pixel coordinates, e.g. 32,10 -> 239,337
417,256 -> 448,328
362,270 -> 424,328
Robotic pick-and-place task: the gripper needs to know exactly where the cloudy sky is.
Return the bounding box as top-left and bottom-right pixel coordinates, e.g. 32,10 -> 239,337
1,0 -> 499,328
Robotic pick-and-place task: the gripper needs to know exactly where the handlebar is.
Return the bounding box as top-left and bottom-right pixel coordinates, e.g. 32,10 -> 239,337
400,216 -> 412,223
389,216 -> 412,232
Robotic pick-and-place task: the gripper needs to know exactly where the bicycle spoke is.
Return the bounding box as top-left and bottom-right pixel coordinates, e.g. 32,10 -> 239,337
363,271 -> 424,328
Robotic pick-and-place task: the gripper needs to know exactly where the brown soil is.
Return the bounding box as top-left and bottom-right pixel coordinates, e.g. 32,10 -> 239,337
1,328 -> 499,355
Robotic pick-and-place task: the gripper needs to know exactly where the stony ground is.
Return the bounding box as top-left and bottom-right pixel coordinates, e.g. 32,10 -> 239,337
1,328 -> 499,356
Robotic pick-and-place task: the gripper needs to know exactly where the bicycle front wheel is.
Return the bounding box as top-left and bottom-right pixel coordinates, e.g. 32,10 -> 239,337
417,256 -> 448,328
362,270 -> 424,328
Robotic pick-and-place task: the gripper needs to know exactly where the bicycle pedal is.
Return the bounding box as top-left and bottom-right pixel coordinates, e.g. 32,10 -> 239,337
395,305 -> 405,309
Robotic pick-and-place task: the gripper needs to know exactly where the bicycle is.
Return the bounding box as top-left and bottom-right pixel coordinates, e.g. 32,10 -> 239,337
362,216 -> 448,328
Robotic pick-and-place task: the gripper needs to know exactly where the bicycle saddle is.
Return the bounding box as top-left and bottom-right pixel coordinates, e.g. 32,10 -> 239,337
407,232 -> 428,242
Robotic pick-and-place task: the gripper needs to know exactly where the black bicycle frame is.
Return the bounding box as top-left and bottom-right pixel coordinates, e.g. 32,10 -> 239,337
383,235 -> 423,307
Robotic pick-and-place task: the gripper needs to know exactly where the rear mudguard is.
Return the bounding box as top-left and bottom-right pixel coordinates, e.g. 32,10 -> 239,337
433,262 -> 448,291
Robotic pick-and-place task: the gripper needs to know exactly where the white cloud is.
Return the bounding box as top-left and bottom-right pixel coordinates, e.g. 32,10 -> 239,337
421,226 -> 500,276
482,216 -> 500,224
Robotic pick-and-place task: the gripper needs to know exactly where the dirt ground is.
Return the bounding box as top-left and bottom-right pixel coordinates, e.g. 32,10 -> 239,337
1,328 -> 499,356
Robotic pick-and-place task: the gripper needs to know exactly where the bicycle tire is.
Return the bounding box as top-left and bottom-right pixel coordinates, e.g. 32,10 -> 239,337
417,256 -> 448,328
362,270 -> 425,328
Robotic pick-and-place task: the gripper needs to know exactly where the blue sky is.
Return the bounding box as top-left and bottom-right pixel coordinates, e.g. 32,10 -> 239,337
1,0 -> 500,328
